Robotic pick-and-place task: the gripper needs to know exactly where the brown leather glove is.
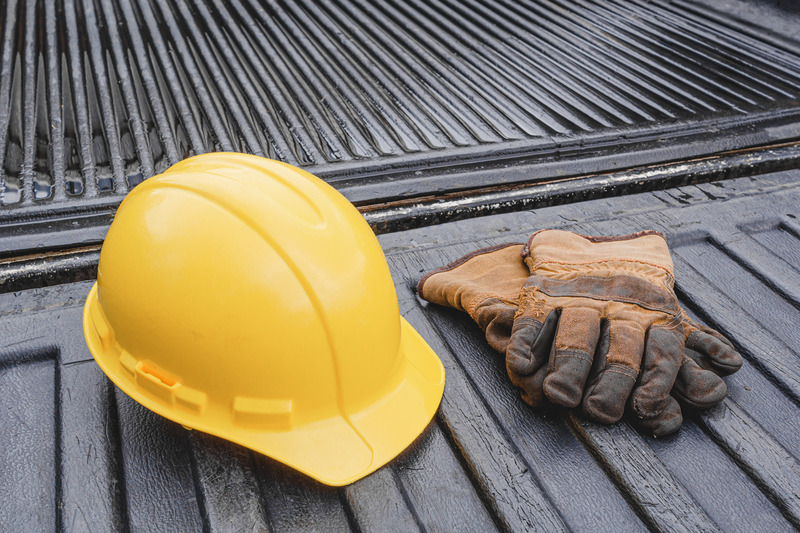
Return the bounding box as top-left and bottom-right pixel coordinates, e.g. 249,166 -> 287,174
417,234 -> 742,436
417,243 -> 527,354
506,229 -> 742,432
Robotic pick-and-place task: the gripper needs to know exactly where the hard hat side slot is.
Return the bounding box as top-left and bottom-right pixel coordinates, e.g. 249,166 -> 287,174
134,360 -> 180,405
233,397 -> 293,430
138,361 -> 178,387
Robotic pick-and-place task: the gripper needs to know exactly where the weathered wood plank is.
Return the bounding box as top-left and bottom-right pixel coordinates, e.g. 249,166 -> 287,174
393,421 -> 500,533
60,362 -> 125,532
672,254 -> 800,403
420,303 -> 647,531
699,399 -> 800,528
344,468 -> 422,533
254,458 -> 352,533
115,390 -> 205,533
710,230 -> 800,310
648,417 -> 793,532
0,358 -> 57,532
570,419 -> 720,533
189,432 -> 271,533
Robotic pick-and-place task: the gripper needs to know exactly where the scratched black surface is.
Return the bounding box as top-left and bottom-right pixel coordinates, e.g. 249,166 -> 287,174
3,0 -> 800,226
3,171 -> 800,532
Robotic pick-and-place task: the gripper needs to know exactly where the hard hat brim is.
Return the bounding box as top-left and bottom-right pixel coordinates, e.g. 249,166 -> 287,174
84,283 -> 445,486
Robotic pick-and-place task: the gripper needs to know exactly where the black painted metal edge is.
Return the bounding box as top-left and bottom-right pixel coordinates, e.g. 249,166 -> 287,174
336,107 -> 800,202
3,140 -> 799,292
362,141 -> 800,233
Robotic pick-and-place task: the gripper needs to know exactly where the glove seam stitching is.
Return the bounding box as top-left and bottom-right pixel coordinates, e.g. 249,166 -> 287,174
602,363 -> 639,378
602,367 -> 638,379
530,258 -> 674,279
553,351 -> 593,363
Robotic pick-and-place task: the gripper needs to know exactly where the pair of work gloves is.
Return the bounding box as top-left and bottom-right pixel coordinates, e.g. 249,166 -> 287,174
417,229 -> 743,436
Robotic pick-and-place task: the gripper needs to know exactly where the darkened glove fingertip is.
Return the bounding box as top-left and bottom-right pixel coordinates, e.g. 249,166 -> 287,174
686,330 -> 744,376
633,397 -> 683,437
673,379 -> 727,410
511,365 -> 549,407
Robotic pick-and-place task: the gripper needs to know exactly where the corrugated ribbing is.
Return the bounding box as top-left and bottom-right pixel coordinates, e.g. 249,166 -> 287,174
1,0 -> 800,206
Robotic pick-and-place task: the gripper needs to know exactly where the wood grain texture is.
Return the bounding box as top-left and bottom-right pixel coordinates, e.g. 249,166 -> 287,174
393,421 -> 500,532
420,303 -> 647,531
114,390 -> 205,533
0,357 -> 57,532
570,419 -> 720,533
254,459 -> 352,533
190,432 -> 271,533
699,399 -> 800,528
60,363 -> 126,533
344,467 -> 422,533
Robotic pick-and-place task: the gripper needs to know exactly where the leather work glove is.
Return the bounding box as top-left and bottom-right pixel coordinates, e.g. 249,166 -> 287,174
417,234 -> 742,436
506,229 -> 742,433
417,243 -> 529,354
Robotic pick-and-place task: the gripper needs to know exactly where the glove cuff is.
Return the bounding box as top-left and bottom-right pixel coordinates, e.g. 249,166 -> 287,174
417,243 -> 526,313
522,230 -> 674,288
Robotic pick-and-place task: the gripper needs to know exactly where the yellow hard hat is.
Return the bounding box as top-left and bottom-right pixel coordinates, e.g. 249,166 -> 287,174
83,153 -> 445,486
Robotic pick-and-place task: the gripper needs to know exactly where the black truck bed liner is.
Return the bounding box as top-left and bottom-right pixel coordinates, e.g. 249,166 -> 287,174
2,171 -> 800,532
3,0 -> 800,220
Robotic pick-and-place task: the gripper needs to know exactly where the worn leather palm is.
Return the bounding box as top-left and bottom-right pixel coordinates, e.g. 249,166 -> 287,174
417,233 -> 742,436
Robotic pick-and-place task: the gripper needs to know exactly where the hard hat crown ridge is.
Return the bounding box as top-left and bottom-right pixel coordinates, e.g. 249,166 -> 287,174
83,153 -> 445,486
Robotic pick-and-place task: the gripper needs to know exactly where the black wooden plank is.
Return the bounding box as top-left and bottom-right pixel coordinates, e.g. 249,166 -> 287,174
60,362 -> 125,532
711,230 -> 800,310
647,418 -> 794,533
402,304 -> 569,532
115,390 -> 205,533
421,304 -> 647,531
699,399 -> 800,529
0,291 -> 99,366
344,468 -> 422,533
747,221 -> 800,278
570,420 -> 720,533
254,459 -> 352,533
189,432 -> 271,532
0,357 -> 57,532
672,253 -> 800,404
392,421 -> 500,533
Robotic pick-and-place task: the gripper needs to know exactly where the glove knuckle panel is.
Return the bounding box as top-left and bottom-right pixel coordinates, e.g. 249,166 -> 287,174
606,322 -> 646,369
554,307 -> 601,353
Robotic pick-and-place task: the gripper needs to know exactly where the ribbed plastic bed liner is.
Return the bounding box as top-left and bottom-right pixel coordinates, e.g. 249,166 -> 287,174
2,170 -> 800,532
2,0 -> 800,217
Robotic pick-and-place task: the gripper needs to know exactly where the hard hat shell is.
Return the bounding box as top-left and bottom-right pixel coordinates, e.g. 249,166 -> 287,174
83,153 -> 445,486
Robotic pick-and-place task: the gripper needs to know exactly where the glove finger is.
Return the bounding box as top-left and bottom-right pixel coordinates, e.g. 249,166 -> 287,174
506,309 -> 559,405
672,351 -> 727,409
683,314 -> 737,349
582,320 -> 644,424
629,327 -> 683,421
543,307 -> 601,408
476,302 -> 517,354
513,364 -> 550,407
632,395 -> 683,437
685,328 -> 743,376
695,322 -> 736,349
